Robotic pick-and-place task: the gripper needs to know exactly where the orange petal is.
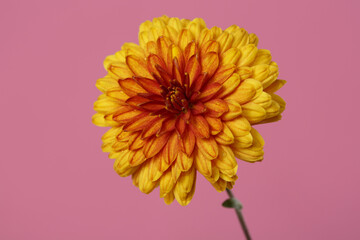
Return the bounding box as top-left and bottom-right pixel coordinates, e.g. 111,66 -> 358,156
162,132 -> 180,165
176,151 -> 194,172
184,41 -> 197,62
147,53 -> 167,79
182,129 -> 196,156
138,101 -> 165,111
204,99 -> 229,118
141,117 -> 165,138
146,41 -> 157,55
185,55 -> 201,87
155,64 -> 172,86
201,52 -> 219,77
113,108 -> 143,123
172,57 -> 184,85
134,77 -> 162,95
189,115 -> 210,138
200,40 -> 220,57
175,117 -> 186,136
196,136 -> 219,160
129,134 -> 145,150
119,78 -> 146,97
210,64 -> 236,84
125,95 -> 150,108
129,150 -> 147,166
123,113 -> 157,132
197,83 -> 222,102
143,132 -> 171,158
126,55 -> 152,79
156,36 -> 172,64
205,116 -> 223,135
168,45 -> 184,74
158,118 -> 176,136
191,102 -> 207,115
191,72 -> 208,93
221,99 -> 242,121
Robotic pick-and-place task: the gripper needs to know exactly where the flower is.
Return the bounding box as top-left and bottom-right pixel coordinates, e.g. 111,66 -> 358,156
92,16 -> 286,206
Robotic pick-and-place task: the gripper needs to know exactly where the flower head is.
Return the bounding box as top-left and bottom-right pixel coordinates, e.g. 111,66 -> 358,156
93,16 -> 286,205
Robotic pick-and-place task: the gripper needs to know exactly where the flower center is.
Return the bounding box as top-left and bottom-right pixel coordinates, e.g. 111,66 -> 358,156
161,79 -> 190,114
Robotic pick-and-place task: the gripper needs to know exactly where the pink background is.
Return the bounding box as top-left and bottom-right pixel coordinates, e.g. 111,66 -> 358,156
1,0 -> 359,239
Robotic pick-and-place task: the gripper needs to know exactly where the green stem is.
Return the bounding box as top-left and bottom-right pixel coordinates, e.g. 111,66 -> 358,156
225,189 -> 252,240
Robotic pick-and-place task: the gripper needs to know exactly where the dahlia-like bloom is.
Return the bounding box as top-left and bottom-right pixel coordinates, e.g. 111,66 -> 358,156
93,16 -> 286,205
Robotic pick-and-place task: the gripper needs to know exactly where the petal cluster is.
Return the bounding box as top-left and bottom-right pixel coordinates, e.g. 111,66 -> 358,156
93,16 -> 286,205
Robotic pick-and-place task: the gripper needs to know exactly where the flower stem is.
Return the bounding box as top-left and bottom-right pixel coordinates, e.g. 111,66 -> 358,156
225,188 -> 251,240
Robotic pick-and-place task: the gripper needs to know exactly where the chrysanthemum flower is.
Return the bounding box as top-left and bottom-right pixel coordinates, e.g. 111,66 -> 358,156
93,16 -> 286,206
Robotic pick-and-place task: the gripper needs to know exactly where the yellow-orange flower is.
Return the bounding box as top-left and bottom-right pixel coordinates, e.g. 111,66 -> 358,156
93,16 -> 286,206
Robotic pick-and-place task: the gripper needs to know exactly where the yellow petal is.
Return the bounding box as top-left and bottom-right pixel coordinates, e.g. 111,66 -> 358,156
270,93 -> 286,113
211,178 -> 227,192
178,29 -> 194,51
225,117 -> 251,137
238,44 -> 258,67
160,169 -> 176,197
237,66 -> 252,80
196,136 -> 219,160
222,48 -> 241,65
106,89 -> 129,102
138,160 -> 158,194
214,124 -> 234,145
248,33 -> 259,46
96,75 -> 119,93
251,49 -> 272,66
264,79 -> 287,94
210,26 -> 222,39
232,132 -> 253,148
93,96 -> 122,114
232,128 -> 264,162
221,99 -> 242,121
92,113 -> 115,127
174,169 -> 196,206
216,31 -> 234,53
122,42 -> 146,58
194,149 -> 212,177
163,191 -> 175,205
252,92 -> 272,108
263,100 -> 281,118
242,102 -> 267,124
175,166 -> 196,193
198,29 -> 213,48
148,154 -> 163,181
215,145 -> 237,170
114,150 -> 136,177
226,78 -> 262,104
251,63 -> 279,88
129,150 -> 147,166
216,73 -> 241,98
225,26 -> 249,48
126,55 -> 153,79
